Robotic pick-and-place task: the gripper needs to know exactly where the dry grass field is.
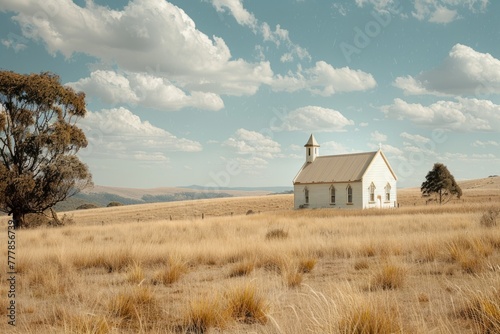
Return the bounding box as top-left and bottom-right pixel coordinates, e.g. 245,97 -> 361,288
1,178 -> 499,333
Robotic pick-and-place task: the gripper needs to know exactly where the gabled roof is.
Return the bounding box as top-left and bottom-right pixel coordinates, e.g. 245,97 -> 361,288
293,151 -> 377,184
304,134 -> 319,147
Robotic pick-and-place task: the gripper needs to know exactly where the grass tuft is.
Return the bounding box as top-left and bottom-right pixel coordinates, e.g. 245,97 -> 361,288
370,263 -> 406,290
339,303 -> 403,334
265,227 -> 289,240
107,286 -> 159,324
229,260 -> 255,277
152,257 -> 188,285
298,257 -> 317,273
225,283 -> 269,324
183,295 -> 230,334
480,209 -> 499,228
458,288 -> 500,334
126,261 -> 145,284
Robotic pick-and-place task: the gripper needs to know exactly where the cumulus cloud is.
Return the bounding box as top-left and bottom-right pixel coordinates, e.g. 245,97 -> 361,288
356,0 -> 488,23
370,131 -> 387,143
273,106 -> 355,132
212,0 -> 258,30
212,0 -> 311,62
400,132 -> 431,143
413,0 -> 488,23
321,141 -> 355,155
381,97 -> 500,131
3,0 -> 273,97
79,107 -> 202,161
223,128 -> 281,159
272,61 -> 377,95
68,70 -> 224,111
472,140 -> 499,147
394,44 -> 500,96
428,6 -> 458,23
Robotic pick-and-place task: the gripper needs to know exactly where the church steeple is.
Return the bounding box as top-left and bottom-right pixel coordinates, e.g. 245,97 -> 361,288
304,134 -> 319,163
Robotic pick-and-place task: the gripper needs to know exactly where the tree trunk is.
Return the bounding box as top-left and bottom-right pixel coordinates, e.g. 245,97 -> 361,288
49,207 -> 62,226
439,189 -> 442,205
12,211 -> 24,229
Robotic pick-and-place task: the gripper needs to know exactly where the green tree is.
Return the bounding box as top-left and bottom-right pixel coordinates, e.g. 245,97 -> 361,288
421,163 -> 462,204
0,71 -> 92,228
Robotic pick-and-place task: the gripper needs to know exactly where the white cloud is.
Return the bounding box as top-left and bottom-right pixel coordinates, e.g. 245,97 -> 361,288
471,153 -> 496,159
381,97 -> 500,131
211,1 -> 311,63
400,132 -> 431,143
223,128 -> 281,159
413,0 -> 489,23
356,0 -> 487,23
332,3 -> 348,16
394,44 -> 500,96
428,6 -> 458,24
272,61 -> 377,95
79,107 -> 202,160
212,0 -> 258,30
68,70 -> 224,111
4,0 -> 273,97
370,131 -> 387,142
321,141 -> 354,155
274,106 -> 354,132
368,143 -> 403,155
472,140 -> 499,147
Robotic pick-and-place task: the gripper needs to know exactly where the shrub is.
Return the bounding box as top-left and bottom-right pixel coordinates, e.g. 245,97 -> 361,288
107,201 -> 123,207
24,213 -> 50,228
76,203 -> 99,210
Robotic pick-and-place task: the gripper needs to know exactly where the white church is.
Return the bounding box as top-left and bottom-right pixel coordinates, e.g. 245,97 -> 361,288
293,134 -> 398,209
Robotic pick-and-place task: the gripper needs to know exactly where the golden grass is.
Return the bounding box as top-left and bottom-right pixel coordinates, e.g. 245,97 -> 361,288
1,191 -> 500,333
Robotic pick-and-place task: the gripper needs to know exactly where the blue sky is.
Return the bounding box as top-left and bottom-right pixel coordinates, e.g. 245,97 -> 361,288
1,0 -> 499,188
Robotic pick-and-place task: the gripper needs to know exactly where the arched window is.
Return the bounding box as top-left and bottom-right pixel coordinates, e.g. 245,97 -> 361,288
304,187 -> 309,204
330,185 -> 336,204
369,182 -> 376,202
346,184 -> 352,204
385,183 -> 391,202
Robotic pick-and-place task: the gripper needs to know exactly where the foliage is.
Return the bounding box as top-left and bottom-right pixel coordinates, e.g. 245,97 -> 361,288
0,71 -> 92,228
76,203 -> 99,210
106,201 -> 123,207
421,163 -> 462,204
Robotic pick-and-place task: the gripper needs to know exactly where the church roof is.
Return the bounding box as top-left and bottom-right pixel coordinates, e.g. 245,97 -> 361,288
293,151 -> 378,184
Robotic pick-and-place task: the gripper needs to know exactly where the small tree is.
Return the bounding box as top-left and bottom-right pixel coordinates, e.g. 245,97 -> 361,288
421,163 -> 462,204
0,71 -> 92,228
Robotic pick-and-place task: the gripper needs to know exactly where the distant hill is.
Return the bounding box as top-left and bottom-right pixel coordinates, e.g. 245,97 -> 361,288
54,184 -> 292,211
51,176 -> 500,212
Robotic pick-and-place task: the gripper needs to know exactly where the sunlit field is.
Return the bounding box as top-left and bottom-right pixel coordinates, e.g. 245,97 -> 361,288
1,187 -> 499,333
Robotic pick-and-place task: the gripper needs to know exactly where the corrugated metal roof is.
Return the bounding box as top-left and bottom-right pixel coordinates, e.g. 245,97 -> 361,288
294,151 -> 377,184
